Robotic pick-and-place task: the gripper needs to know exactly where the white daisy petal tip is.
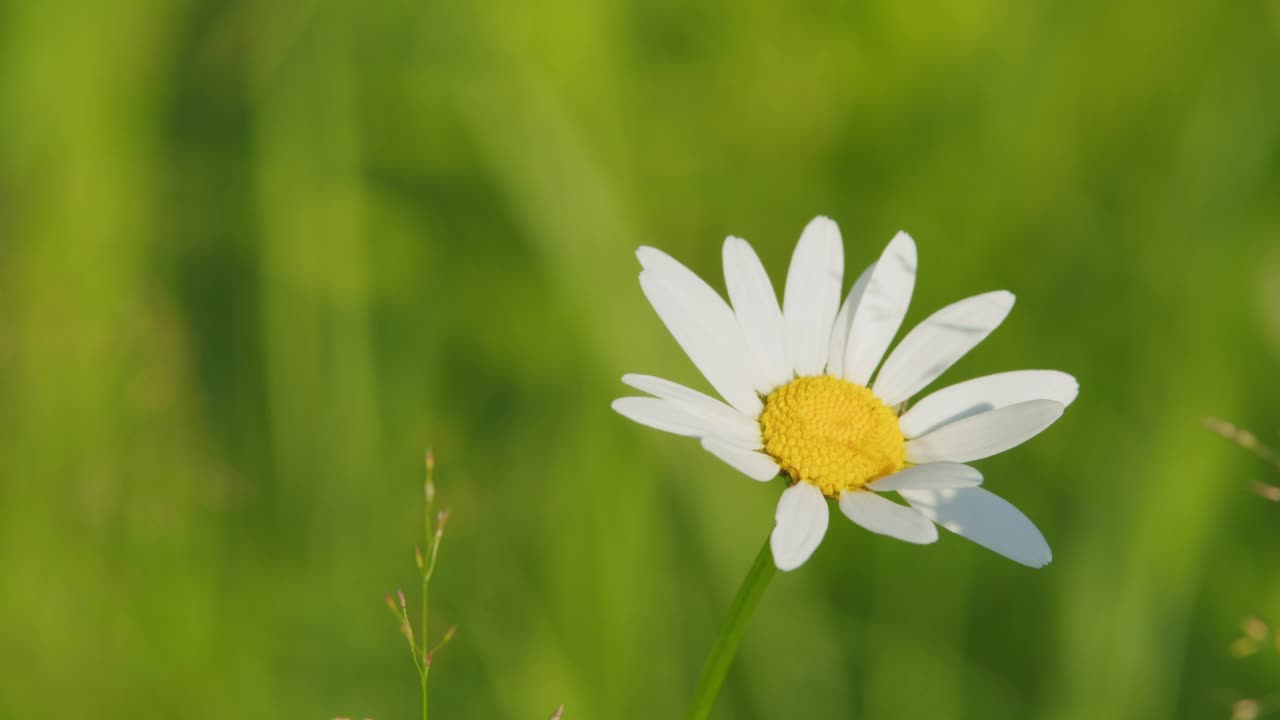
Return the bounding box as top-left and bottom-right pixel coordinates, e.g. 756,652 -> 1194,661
900,487 -> 1052,568
806,215 -> 840,237
770,483 -> 830,571
635,245 -> 664,268
1029,546 -> 1052,568
1059,373 -> 1080,407
727,233 -> 752,257
889,230 -> 918,261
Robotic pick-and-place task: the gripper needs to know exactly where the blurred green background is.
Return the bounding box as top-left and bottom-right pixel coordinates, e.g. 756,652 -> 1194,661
2,0 -> 1280,718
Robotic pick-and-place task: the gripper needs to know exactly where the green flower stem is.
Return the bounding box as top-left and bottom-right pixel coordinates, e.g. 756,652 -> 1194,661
685,534 -> 777,720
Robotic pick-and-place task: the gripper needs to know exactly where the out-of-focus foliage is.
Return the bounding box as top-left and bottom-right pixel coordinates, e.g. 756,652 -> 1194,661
1,0 -> 1279,718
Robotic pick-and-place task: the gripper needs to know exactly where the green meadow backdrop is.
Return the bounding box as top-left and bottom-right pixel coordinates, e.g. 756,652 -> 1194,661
2,1 -> 1279,718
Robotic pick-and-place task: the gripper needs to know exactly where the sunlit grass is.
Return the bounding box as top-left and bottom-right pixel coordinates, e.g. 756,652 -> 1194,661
0,0 -> 1278,717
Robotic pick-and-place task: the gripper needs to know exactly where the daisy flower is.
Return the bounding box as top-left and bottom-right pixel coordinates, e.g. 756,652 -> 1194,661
613,217 -> 1077,571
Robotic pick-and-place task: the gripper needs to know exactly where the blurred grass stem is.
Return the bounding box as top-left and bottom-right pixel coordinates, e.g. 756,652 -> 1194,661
421,452 -> 441,720
685,535 -> 776,720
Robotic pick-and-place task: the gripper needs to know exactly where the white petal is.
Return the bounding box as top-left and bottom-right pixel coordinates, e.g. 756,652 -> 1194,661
899,487 -> 1051,567
621,374 -> 763,449
872,291 -> 1015,407
783,217 -> 844,376
701,438 -> 780,482
843,232 -> 917,385
612,397 -> 715,438
722,236 -> 792,391
905,400 -> 1065,464
898,371 -> 1079,438
637,259 -> 763,417
826,263 -> 875,378
838,490 -> 938,544
868,462 -> 983,492
770,482 -> 829,571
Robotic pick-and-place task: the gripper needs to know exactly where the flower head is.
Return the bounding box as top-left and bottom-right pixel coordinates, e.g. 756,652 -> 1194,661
613,217 -> 1077,571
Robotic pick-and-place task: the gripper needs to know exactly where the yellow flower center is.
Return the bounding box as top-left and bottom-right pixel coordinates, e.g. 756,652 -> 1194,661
760,375 -> 906,497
